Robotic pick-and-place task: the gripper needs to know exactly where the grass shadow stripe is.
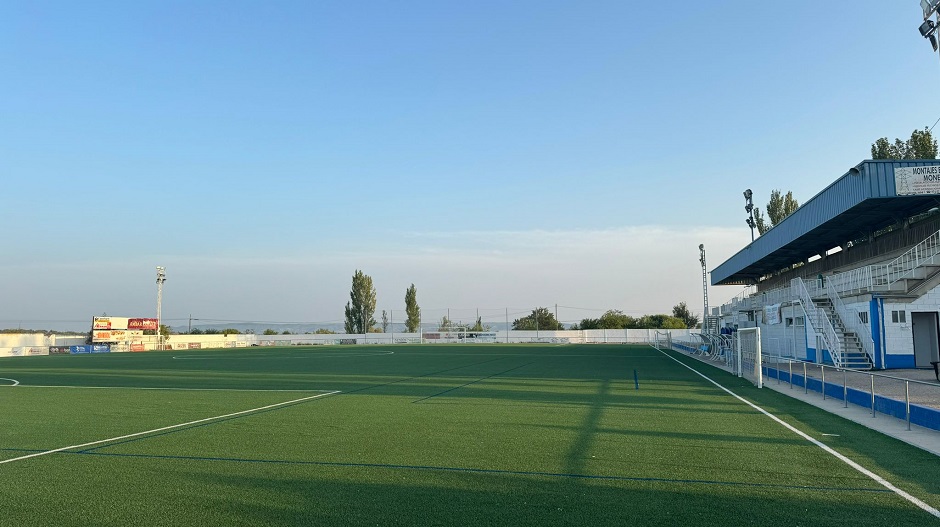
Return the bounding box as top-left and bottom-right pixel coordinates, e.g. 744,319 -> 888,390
60,450 -> 893,494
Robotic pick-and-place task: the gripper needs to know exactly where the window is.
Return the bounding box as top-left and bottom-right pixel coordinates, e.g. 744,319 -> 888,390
785,317 -> 793,327
891,310 -> 906,324
858,311 -> 868,324
794,316 -> 805,327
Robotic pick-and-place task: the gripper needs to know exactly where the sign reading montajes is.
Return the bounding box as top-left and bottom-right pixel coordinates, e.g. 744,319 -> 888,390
895,165 -> 940,195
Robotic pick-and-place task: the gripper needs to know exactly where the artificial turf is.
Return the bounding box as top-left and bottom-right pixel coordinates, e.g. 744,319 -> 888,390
1,344 -> 938,526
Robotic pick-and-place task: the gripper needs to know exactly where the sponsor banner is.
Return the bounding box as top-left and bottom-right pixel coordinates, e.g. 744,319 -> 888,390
339,339 -> 358,345
423,333 -> 441,340
27,347 -> 49,356
110,330 -> 127,341
91,344 -> 110,353
11,347 -> 24,356
174,343 -> 188,350
70,345 -> 91,354
93,330 -> 112,342
49,346 -> 71,355
93,317 -> 112,330
895,165 -> 940,195
235,341 -> 248,347
128,318 -> 158,331
224,341 -> 236,348
127,330 -> 144,338
130,343 -> 146,352
188,342 -> 202,349
765,304 -> 782,325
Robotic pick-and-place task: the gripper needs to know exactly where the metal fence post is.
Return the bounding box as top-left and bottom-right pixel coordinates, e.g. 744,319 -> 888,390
906,381 -> 911,431
821,365 -> 826,401
803,362 -> 807,394
871,376 -> 876,418
843,369 -> 848,408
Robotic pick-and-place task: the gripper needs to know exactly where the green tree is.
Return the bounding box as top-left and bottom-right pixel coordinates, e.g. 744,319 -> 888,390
871,128 -> 938,159
438,316 -> 455,331
222,328 -> 241,336
314,328 -> 336,334
637,314 -> 686,329
672,302 -> 700,329
512,307 -> 564,330
404,284 -> 421,333
263,329 -> 278,335
579,309 -> 635,329
765,189 -> 799,226
281,330 -> 292,335
469,316 -> 489,332
344,270 -> 377,334
752,189 -> 797,235
381,310 -> 389,333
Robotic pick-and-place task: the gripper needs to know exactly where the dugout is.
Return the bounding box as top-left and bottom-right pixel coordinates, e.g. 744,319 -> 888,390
711,160 -> 940,370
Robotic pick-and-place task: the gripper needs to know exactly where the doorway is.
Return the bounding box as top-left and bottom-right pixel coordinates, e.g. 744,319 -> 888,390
911,312 -> 940,368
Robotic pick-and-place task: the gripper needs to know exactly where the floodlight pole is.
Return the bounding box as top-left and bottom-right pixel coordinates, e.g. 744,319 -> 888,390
156,266 -> 166,351
699,244 -> 709,327
744,189 -> 755,242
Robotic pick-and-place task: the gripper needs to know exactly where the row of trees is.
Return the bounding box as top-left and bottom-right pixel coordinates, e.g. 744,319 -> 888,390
342,271 -> 703,333
343,270 -> 421,334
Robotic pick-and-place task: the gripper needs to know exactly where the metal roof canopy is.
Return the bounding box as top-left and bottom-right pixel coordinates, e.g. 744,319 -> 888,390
712,160 -> 940,286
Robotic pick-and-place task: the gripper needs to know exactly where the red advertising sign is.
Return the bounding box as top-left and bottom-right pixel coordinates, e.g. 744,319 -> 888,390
93,317 -> 111,330
128,318 -> 158,331
188,342 -> 202,349
130,343 -> 146,352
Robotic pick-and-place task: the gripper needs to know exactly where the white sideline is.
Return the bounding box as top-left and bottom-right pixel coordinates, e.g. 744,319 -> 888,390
11,385 -> 333,392
0,390 -> 340,466
653,346 -> 940,519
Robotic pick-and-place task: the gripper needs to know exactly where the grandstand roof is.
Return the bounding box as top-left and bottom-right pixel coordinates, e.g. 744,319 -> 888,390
712,160 -> 940,286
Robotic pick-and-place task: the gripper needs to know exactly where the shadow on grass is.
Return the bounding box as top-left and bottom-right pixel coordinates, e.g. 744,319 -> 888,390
179,468 -> 928,527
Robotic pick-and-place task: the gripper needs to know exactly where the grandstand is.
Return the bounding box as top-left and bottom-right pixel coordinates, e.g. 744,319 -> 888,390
708,160 -> 940,370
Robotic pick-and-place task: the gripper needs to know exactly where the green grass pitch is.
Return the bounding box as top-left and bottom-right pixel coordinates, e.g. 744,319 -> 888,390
2,344 -> 939,526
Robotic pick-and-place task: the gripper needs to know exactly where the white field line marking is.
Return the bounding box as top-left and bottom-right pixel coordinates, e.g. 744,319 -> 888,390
0,390 -> 340,466
9,385 -> 334,392
653,346 -> 940,519
0,378 -> 19,386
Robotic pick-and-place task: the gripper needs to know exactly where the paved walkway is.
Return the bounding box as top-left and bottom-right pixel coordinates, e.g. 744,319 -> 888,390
677,350 -> 940,457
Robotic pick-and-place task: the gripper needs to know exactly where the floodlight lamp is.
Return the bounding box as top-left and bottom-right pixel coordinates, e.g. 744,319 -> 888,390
920,19 -> 936,38
699,244 -> 704,251
743,189 -> 752,200
931,33 -> 939,52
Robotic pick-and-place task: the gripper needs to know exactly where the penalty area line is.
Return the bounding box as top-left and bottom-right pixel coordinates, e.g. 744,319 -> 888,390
0,390 -> 340,466
0,378 -> 19,386
652,346 -> 940,519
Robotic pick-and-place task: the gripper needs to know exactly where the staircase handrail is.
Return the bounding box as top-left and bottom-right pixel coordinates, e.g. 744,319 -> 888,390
825,281 -> 875,363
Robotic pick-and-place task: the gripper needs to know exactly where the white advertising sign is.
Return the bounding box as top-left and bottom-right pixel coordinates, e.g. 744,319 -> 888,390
764,304 -> 782,325
895,165 -> 940,195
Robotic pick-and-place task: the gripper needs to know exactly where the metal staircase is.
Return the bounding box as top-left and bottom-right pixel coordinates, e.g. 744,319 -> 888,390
814,298 -> 873,369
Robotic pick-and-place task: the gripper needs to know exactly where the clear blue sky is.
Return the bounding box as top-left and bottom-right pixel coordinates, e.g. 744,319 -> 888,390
2,1 -> 937,331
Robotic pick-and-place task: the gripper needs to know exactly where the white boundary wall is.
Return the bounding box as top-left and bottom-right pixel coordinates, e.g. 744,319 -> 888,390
0,329 -> 694,356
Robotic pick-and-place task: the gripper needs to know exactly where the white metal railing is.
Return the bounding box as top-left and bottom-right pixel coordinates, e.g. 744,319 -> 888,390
825,281 -> 875,362
829,229 -> 940,295
792,277 -> 845,368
